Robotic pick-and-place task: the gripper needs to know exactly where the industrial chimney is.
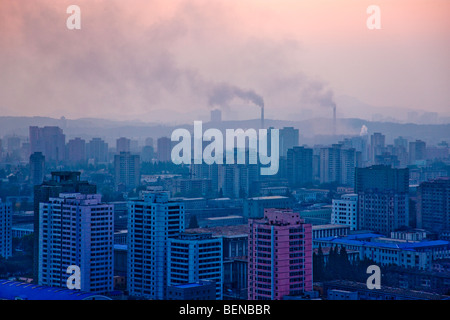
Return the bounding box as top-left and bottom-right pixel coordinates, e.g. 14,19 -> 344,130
261,106 -> 265,129
333,104 -> 336,136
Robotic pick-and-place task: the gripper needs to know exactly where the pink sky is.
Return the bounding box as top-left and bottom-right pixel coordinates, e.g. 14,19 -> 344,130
0,0 -> 449,123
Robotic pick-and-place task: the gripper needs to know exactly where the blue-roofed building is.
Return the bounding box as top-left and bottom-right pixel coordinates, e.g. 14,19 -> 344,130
0,280 -> 112,300
313,233 -> 450,270
323,280 -> 450,300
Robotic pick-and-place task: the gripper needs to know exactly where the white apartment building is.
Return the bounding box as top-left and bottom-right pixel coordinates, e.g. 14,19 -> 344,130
127,191 -> 185,299
332,194 -> 358,230
38,193 -> 114,294
167,233 -> 223,300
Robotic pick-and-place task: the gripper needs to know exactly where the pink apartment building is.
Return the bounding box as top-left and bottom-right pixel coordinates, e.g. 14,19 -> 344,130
248,208 -> 312,300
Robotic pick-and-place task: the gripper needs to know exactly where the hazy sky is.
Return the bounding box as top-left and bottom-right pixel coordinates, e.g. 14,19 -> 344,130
1,0 -> 449,123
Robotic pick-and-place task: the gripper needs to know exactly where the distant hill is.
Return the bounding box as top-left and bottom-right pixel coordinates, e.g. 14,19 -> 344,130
0,116 -> 448,146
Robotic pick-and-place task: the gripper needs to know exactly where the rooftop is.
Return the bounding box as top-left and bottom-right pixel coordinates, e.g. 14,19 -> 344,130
312,224 -> 350,230
186,224 -> 248,237
315,234 -> 450,251
205,215 -> 243,221
0,280 -> 112,300
324,280 -> 450,300
313,247 -> 359,255
247,196 -> 289,200
171,281 -> 214,289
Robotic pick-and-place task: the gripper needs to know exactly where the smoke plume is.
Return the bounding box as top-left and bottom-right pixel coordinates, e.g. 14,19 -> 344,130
208,83 -> 264,109
301,80 -> 336,110
360,125 -> 368,136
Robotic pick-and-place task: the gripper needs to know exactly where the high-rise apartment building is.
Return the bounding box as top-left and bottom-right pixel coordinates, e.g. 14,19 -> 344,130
394,136 -> 408,150
340,148 -> 357,186
38,193 -> 113,294
29,152 -> 45,185
86,138 -> 109,163
167,233 -> 223,299
29,126 -> 66,163
130,139 -> 139,153
392,136 -> 409,168
370,132 -> 385,164
355,166 -> 409,235
332,194 -> 358,230
141,145 -> 154,162
287,146 -> 313,187
375,152 -> 400,168
116,137 -> 131,153
320,144 -> 356,186
417,178 -> 450,233
145,137 -> 154,148
320,145 -> 341,185
33,171 -> 97,283
248,208 -> 312,300
219,163 -> 259,199
157,137 -> 172,162
409,140 -> 427,164
279,127 -> 299,158
6,136 -> 21,153
0,199 -> 12,259
355,165 -> 409,194
349,133 -> 369,166
114,152 -> 140,191
66,137 -> 86,165
127,192 -> 185,299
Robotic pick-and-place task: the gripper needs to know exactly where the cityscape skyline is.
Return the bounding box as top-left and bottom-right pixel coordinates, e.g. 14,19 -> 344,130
0,0 -> 449,307
0,118 -> 449,302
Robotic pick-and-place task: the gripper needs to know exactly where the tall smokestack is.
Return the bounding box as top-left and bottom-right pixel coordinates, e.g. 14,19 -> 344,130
261,106 -> 264,129
333,104 -> 336,136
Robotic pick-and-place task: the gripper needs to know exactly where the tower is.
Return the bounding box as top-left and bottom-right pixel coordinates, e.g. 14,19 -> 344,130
127,192 -> 185,300
33,171 -> 97,283
30,152 -> 45,185
261,106 -> 264,130
248,208 -> 312,300
114,152 -> 140,191
38,193 -> 113,294
0,199 -> 12,259
355,165 -> 409,235
167,233 -> 223,300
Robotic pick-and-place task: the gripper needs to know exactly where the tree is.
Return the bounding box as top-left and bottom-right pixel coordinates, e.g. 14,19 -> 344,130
337,246 -> 352,279
325,245 -> 339,279
313,244 -> 325,281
